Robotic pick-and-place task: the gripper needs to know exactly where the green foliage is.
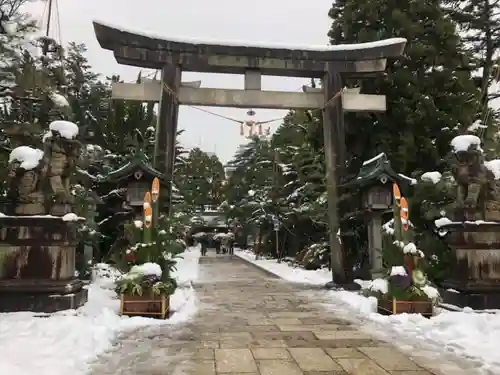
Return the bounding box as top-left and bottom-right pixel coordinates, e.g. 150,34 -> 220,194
115,273 -> 177,296
176,147 -> 225,209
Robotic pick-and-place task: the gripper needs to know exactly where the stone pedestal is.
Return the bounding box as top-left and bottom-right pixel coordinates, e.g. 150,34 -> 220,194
0,216 -> 88,313
440,222 -> 500,309
367,215 -> 385,278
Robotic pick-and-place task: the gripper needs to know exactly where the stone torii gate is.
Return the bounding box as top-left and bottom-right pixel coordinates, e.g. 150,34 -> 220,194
93,21 -> 406,285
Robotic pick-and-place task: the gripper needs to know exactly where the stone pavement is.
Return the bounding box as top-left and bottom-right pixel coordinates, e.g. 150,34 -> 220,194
88,252 -> 474,375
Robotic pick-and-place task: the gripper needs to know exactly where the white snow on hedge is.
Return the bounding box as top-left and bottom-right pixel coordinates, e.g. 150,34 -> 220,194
8,146 -> 44,170
129,262 -> 162,277
451,135 -> 482,152
485,159 -> 500,180
421,171 -> 442,184
235,249 -> 500,374
0,246 -> 200,375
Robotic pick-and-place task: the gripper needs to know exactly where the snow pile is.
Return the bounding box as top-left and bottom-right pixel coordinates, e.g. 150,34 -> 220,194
235,249 -> 331,285
9,146 -> 44,170
129,262 -> 162,277
321,291 -> 500,374
62,213 -> 84,222
0,246 -> 200,375
485,159 -> 500,180
44,120 -> 79,141
421,171 -> 442,184
468,119 -> 488,132
451,135 -> 482,153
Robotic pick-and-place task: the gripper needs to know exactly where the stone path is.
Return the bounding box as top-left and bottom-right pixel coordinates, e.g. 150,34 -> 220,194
88,253 -> 474,375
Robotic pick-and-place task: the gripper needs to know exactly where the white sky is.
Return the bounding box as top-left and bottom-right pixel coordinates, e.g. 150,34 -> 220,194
27,0 -> 334,163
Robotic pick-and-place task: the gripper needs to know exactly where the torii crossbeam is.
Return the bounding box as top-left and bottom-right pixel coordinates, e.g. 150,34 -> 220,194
93,20 -> 406,285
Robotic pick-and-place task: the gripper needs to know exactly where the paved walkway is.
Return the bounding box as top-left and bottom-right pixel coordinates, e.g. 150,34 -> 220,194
88,253 -> 474,375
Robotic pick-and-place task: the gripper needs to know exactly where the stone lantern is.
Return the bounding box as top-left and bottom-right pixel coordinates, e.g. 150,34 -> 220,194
343,153 -> 412,278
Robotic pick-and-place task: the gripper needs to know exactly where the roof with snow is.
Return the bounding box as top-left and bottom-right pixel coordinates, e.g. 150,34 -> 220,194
92,21 -> 407,77
98,151 -> 166,184
343,153 -> 411,189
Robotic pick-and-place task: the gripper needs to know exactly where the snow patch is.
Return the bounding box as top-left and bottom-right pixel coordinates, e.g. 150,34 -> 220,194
451,135 -> 482,153
0,247 -> 200,375
9,146 -> 44,170
45,120 -> 79,140
235,249 -> 331,285
129,262 -> 162,277
94,20 -> 407,52
49,92 -> 70,108
485,160 -> 500,180
421,171 -> 442,184
362,152 -> 385,166
390,266 -> 408,276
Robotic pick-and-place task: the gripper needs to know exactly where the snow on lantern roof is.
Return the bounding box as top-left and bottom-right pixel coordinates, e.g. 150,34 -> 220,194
97,151 -> 166,184
342,152 -> 412,189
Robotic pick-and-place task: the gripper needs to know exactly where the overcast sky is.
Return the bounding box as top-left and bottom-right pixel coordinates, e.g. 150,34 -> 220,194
28,0 -> 334,163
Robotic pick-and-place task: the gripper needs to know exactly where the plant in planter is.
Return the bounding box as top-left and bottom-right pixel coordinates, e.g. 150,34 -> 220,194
363,184 -> 441,317
117,178 -> 184,319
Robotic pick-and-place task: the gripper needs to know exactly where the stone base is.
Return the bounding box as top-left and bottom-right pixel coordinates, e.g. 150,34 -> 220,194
0,287 -> 88,313
0,278 -> 88,313
441,280 -> 500,310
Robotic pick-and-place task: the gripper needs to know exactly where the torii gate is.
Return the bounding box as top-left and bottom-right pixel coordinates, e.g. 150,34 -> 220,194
93,21 -> 406,285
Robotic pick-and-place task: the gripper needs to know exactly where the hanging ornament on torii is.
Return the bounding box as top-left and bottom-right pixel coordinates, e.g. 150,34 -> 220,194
239,109 -> 280,137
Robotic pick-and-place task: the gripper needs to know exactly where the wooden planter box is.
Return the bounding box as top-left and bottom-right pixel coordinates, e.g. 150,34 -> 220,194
119,293 -> 169,319
378,298 -> 433,318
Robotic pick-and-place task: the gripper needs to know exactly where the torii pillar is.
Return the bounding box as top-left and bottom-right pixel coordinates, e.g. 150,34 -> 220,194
92,20 -> 406,285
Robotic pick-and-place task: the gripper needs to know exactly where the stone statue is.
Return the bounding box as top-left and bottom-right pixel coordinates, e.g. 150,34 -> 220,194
6,121 -> 80,216
449,144 -> 500,222
6,148 -> 47,216
43,130 -> 80,215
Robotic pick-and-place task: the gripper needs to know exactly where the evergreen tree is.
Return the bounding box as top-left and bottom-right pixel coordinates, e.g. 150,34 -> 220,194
328,0 -> 481,176
443,0 -> 500,153
176,147 -> 225,210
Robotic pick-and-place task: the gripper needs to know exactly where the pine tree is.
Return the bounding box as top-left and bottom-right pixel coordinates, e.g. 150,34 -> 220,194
442,0 -> 500,154
176,147 -> 226,210
328,0 -> 482,176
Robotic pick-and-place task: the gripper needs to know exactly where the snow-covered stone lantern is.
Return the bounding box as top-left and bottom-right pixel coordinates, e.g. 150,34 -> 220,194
343,153 -> 414,278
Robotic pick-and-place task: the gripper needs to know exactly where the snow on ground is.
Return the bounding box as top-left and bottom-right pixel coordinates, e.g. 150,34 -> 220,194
0,246 -> 201,375
236,249 -> 500,374
235,249 -> 331,285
